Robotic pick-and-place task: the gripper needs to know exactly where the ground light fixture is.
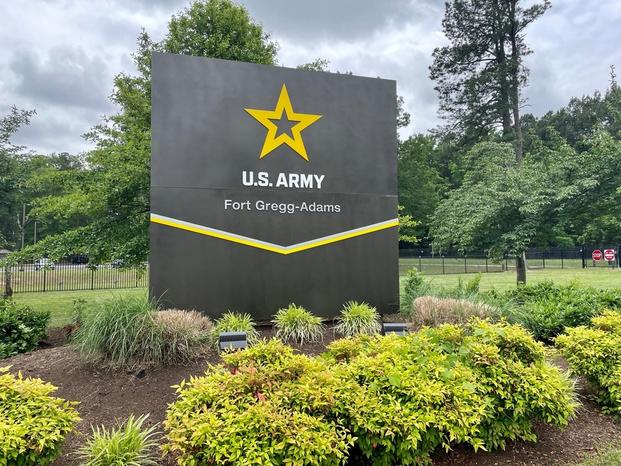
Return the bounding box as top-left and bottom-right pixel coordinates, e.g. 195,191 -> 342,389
218,331 -> 248,351
382,323 -> 408,336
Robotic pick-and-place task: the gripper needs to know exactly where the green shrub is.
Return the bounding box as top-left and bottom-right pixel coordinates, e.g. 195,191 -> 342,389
557,311 -> 621,416
410,296 -> 500,328
325,320 -> 575,464
0,299 -> 50,359
273,304 -> 325,345
164,339 -> 354,465
0,367 -> 80,465
78,414 -> 159,466
334,301 -> 381,337
212,311 -> 259,346
400,268 -> 430,312
464,273 -> 482,294
165,322 -> 576,465
502,282 -> 621,342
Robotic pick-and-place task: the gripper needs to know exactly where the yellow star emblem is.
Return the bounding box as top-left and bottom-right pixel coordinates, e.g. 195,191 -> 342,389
245,84 -> 322,161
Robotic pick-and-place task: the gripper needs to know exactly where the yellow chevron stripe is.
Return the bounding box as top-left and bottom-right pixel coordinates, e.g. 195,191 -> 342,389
150,214 -> 398,255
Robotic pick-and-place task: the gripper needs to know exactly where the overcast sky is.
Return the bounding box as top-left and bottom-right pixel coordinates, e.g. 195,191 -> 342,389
1,0 -> 620,154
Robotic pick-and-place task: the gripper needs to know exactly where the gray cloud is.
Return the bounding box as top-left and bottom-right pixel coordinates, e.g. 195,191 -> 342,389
10,47 -> 111,109
1,0 -> 620,154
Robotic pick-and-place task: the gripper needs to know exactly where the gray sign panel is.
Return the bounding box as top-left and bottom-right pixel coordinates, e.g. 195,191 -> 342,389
150,52 -> 398,320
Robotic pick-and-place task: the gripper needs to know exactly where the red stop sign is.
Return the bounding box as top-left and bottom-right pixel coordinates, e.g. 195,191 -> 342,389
592,249 -> 603,261
604,249 -> 616,261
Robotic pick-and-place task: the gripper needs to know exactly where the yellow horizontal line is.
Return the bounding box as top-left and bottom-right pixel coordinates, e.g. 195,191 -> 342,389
150,214 -> 398,255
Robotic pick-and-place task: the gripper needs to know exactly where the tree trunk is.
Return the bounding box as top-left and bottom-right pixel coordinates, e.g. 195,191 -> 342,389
3,263 -> 12,298
516,252 -> 527,284
509,0 -> 524,164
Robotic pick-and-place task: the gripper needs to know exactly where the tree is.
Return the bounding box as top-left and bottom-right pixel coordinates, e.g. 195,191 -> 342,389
397,135 -> 446,242
522,68 -> 621,152
430,132 -> 621,283
430,0 -> 550,282
11,0 -> 278,265
0,107 -> 35,249
430,0 -> 550,162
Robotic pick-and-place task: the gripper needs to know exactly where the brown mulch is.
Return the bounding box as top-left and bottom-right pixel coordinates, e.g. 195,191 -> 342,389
3,328 -> 620,466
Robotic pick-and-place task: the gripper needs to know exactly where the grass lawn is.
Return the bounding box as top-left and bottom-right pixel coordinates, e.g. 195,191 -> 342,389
576,443 -> 621,465
13,288 -> 146,327
417,267 -> 621,292
10,266 -> 621,328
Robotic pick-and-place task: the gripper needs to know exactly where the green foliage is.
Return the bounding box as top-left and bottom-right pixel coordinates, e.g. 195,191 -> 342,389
74,295 -> 163,369
397,205 -> 420,243
164,339 -> 354,465
557,311 -> 621,416
0,106 -> 36,249
78,414 -> 159,466
401,268 -> 430,313
464,273 -> 482,294
398,134 -> 446,240
430,0 -> 549,144
273,304 -> 324,345
334,301 -> 382,337
165,322 -> 576,465
0,299 -> 50,359
430,133 -> 621,282
501,281 -> 621,342
212,311 -> 259,346
0,367 -> 80,465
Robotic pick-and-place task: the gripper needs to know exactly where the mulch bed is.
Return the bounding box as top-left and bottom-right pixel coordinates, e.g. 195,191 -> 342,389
3,327 -> 620,466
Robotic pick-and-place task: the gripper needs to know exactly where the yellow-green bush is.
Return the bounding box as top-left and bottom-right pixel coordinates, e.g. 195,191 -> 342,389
0,367 -> 80,465
164,340 -> 354,465
165,322 -> 576,465
556,311 -> 621,416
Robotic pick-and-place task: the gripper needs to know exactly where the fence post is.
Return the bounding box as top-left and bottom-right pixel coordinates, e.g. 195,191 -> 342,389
43,267 -> 47,292
505,255 -> 508,271
464,254 -> 467,273
442,255 -> 445,275
542,251 -> 546,269
485,255 -> 489,273
581,246 -> 586,269
91,268 -> 94,290
561,249 -> 564,269
418,255 -> 422,272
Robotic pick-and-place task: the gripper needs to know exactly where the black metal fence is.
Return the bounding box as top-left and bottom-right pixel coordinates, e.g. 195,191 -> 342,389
399,245 -> 620,275
1,245 -> 619,294
1,261 -> 148,294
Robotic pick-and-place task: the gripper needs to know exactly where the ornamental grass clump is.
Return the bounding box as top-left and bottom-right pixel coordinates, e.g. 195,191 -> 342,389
74,295 -> 165,369
165,321 -> 576,465
78,414 -> 159,466
0,367 -> 80,465
154,309 -> 212,363
557,310 -> 621,416
273,303 -> 325,344
75,296 -> 211,369
212,311 -> 259,346
410,296 -> 499,328
334,301 -> 381,336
